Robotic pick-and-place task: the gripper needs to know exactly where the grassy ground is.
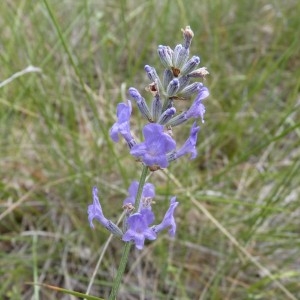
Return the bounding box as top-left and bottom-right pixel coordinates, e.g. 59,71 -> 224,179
1,0 -> 300,299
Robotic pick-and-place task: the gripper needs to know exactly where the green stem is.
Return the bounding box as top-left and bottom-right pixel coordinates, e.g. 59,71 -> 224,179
108,165 -> 149,299
108,242 -> 132,300
134,165 -> 149,211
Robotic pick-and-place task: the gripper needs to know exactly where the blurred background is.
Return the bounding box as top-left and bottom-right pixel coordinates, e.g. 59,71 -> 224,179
0,0 -> 299,299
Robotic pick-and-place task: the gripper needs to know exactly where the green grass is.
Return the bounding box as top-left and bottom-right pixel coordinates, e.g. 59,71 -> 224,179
1,0 -> 300,299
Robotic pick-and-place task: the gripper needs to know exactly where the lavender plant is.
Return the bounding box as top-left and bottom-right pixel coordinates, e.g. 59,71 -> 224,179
88,26 -> 209,299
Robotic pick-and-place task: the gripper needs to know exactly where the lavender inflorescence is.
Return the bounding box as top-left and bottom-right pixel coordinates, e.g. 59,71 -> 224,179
88,26 -> 209,250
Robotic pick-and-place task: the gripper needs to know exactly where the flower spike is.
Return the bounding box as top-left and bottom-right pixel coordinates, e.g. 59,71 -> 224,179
89,26 -> 209,254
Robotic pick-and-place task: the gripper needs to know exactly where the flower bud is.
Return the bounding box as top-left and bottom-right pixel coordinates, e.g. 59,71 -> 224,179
180,55 -> 200,76
182,25 -> 194,49
180,82 -> 203,99
188,67 -> 209,79
129,87 -> 153,122
157,107 -> 176,125
162,69 -> 174,90
172,44 -> 189,69
166,78 -> 180,97
157,45 -> 173,68
151,94 -> 162,122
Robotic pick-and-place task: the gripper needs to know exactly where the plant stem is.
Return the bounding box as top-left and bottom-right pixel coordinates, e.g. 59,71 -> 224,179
108,242 -> 132,300
134,165 -> 149,211
108,165 -> 149,299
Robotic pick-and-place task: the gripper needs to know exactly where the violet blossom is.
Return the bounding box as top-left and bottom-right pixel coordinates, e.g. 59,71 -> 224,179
173,122 -> 200,161
110,100 -> 135,148
130,123 -> 176,169
88,187 -> 123,237
153,197 -> 179,237
122,209 -> 157,250
123,180 -> 155,210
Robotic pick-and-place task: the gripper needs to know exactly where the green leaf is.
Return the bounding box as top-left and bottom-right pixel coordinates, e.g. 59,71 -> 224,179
28,283 -> 105,300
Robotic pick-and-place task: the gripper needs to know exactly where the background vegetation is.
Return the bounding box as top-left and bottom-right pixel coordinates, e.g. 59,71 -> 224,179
1,0 -> 299,299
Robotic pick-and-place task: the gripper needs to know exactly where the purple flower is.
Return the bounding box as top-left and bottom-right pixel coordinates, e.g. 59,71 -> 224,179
123,181 -> 155,209
130,123 -> 176,169
88,187 -> 110,228
88,187 -> 123,236
110,100 -> 135,147
186,85 -> 209,123
122,209 -> 157,250
153,197 -> 179,237
174,122 -> 200,160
